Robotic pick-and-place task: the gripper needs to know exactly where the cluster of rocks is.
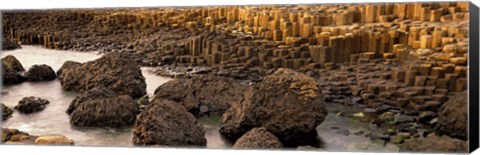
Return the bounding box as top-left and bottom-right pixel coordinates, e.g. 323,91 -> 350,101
2,128 -> 74,145
2,55 -> 57,85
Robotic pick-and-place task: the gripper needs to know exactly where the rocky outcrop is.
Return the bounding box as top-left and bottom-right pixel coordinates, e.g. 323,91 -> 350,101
2,38 -> 21,50
68,89 -> 138,128
400,134 -> 468,153
1,55 -> 26,85
133,99 -> 207,146
1,103 -> 14,121
435,91 -> 467,140
232,127 -> 283,149
57,53 -> 146,98
220,68 -> 327,146
154,74 -> 246,116
24,64 -> 57,81
14,96 -> 49,114
35,134 -> 75,145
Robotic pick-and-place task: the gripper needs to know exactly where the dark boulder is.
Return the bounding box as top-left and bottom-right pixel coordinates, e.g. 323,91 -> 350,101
66,86 -> 117,114
220,68 -> 327,146
154,74 -> 246,116
2,103 -> 14,121
14,96 -> 49,114
57,53 -> 146,98
2,55 -> 25,72
2,38 -> 21,51
1,55 -> 26,85
400,134 -> 468,153
69,93 -> 138,128
24,64 -> 57,81
233,127 -> 283,149
435,91 -> 467,140
133,99 -> 207,146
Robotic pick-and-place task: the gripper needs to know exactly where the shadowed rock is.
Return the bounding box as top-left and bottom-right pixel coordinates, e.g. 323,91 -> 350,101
2,103 -> 14,121
400,134 -> 468,153
69,93 -> 138,128
233,127 -> 283,149
57,53 -> 146,98
435,91 -> 467,140
24,64 -> 57,81
154,74 -> 246,116
14,96 -> 49,114
1,55 -> 26,85
2,38 -> 21,51
220,68 -> 327,146
133,99 -> 207,146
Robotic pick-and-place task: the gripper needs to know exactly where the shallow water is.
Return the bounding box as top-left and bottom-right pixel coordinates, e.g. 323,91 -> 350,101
1,46 -> 398,151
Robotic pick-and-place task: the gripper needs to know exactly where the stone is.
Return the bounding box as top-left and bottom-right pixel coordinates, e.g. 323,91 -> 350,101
154,74 -> 246,116
400,134 -> 468,153
66,86 -> 117,114
133,99 -> 206,146
69,93 -> 138,128
391,133 -> 411,144
220,68 -> 327,146
14,96 -> 50,114
1,103 -> 14,121
395,115 -> 415,124
233,127 -> 283,149
24,64 -> 57,81
435,91 -> 467,140
2,38 -> 21,50
35,134 -> 74,145
1,55 -> 26,85
57,53 -> 146,98
418,111 -> 436,124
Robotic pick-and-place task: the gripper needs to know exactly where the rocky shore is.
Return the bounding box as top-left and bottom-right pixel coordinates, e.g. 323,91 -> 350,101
1,2 -> 470,153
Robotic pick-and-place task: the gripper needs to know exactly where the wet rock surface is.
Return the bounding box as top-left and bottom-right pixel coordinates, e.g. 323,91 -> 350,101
435,91 -> 467,140
68,88 -> 138,128
24,64 -> 57,81
14,96 -> 50,114
2,103 -> 14,121
220,68 -> 327,146
154,74 -> 247,116
57,53 -> 147,98
133,99 -> 207,146
400,134 -> 468,153
232,127 -> 283,149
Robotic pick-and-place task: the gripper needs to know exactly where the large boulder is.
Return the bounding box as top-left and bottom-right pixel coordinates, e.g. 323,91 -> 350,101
233,127 -> 283,149
2,103 -> 14,121
24,64 -> 57,81
2,38 -> 21,50
57,53 -> 146,98
154,74 -> 246,116
133,99 -> 207,146
1,55 -> 26,85
435,91 -> 467,140
66,86 -> 117,114
2,55 -> 25,72
14,96 -> 50,114
400,134 -> 468,153
68,91 -> 138,128
220,68 -> 327,146
35,134 -> 74,145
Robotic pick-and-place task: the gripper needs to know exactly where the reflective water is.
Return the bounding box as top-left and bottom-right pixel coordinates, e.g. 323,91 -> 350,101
1,46 -> 398,151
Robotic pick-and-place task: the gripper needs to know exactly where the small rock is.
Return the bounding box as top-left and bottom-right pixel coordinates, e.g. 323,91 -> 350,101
391,133 -> 411,144
395,115 -> 415,124
1,103 -> 14,121
35,134 -> 74,145
233,127 -> 283,149
336,129 -> 350,136
14,96 -> 50,114
24,64 -> 57,81
418,111 -> 436,124
354,130 -> 364,136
